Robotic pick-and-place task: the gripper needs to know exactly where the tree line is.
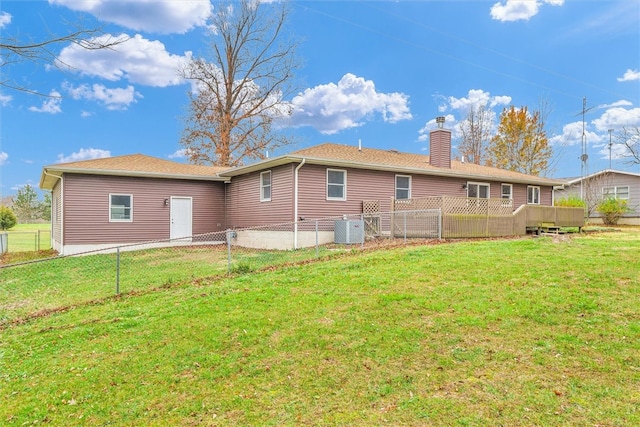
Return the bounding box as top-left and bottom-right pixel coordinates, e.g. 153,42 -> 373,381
0,185 -> 50,228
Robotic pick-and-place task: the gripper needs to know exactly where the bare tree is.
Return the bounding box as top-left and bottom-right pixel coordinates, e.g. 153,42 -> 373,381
583,171 -> 613,218
180,0 -> 298,167
458,102 -> 493,165
1,19 -> 127,95
618,126 -> 640,165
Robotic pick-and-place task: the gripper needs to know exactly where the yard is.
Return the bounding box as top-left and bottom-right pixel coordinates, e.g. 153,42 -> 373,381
1,229 -> 638,425
1,223 -> 51,252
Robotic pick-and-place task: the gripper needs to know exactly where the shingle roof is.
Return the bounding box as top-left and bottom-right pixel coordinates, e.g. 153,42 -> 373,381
287,143 -> 562,186
40,154 -> 231,190
40,144 -> 564,190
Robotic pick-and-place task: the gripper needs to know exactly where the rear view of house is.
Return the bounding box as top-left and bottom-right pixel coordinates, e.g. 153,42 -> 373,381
40,119 -> 577,254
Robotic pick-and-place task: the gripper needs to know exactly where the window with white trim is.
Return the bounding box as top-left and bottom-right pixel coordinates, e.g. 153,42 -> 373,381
603,186 -> 629,200
527,186 -> 540,204
327,169 -> 346,200
395,175 -> 411,200
501,183 -> 513,199
467,182 -> 490,199
260,171 -> 271,201
110,194 -> 132,221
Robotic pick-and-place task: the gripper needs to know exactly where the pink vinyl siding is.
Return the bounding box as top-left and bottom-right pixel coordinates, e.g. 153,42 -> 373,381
62,174 -> 224,244
556,172 -> 639,217
225,164 -> 295,228
296,165 -> 554,218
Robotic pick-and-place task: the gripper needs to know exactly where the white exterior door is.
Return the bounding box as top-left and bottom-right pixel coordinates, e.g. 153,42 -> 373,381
170,197 -> 193,241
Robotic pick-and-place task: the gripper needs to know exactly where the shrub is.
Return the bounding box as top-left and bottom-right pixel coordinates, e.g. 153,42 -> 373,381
596,198 -> 630,225
555,195 -> 586,208
0,206 -> 18,230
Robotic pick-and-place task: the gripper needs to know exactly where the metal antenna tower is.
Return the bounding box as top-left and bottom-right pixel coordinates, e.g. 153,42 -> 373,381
576,97 -> 595,198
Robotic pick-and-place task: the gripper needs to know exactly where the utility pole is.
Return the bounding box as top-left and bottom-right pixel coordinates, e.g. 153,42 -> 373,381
608,129 -> 614,169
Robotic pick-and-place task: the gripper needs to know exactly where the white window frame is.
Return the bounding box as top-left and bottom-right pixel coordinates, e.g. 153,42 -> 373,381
395,175 -> 412,200
467,182 -> 490,199
527,186 -> 540,205
603,186 -> 629,200
109,193 -> 133,222
260,170 -> 272,202
501,183 -> 513,199
326,169 -> 347,201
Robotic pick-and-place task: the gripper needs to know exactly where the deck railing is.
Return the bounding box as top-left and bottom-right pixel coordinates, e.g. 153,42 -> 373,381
364,197 -> 585,238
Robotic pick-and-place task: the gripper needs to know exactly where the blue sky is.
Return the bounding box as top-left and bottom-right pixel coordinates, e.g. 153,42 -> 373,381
1,0 -> 639,198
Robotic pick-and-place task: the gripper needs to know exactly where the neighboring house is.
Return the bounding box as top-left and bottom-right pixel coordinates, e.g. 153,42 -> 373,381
40,121 -> 564,254
0,196 -> 13,208
555,169 -> 640,225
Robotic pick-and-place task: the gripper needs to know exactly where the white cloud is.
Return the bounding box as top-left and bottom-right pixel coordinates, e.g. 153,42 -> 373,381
599,100 -> 633,109
0,11 -> 11,28
49,0 -> 212,34
592,107 -> 640,132
0,93 -> 12,106
446,89 -> 511,112
0,152 -> 7,166
549,121 -> 601,147
428,89 -> 511,142
617,69 -> 640,82
168,149 -> 189,159
286,73 -> 412,134
551,106 -> 640,150
417,114 -> 456,142
57,148 -> 111,164
28,90 -> 62,114
63,82 -> 142,110
491,0 -> 564,22
56,34 -> 192,87
598,143 -> 629,161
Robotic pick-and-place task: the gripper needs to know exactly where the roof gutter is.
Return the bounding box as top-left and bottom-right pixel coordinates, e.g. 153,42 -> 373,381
42,167 -> 225,184
293,158 -> 306,250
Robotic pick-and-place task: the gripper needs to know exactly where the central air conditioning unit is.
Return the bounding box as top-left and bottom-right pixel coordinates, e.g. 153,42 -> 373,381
334,219 -> 365,244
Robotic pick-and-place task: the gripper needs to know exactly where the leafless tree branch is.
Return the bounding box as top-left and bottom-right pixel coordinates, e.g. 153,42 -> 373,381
179,0 -> 299,167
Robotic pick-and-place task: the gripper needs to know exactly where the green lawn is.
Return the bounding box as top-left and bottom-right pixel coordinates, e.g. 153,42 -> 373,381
1,231 -> 638,425
2,223 -> 51,252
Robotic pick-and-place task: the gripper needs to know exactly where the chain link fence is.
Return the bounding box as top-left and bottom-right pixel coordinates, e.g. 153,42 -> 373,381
0,210 -> 441,326
0,230 -> 52,253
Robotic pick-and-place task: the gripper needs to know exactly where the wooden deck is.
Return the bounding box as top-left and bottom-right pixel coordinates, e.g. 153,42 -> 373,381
364,197 -> 585,239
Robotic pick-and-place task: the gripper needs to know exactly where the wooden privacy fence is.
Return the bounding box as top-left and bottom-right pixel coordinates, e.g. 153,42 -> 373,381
363,197 -> 585,239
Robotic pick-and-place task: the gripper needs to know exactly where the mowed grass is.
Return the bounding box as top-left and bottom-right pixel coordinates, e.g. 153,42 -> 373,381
2,223 -> 51,252
1,231 -> 639,426
0,244 -> 342,325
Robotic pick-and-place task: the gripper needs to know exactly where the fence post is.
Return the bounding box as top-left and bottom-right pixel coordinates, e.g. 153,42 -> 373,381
315,220 -> 319,258
116,247 -> 120,295
438,209 -> 443,239
390,197 -> 395,239
403,211 -> 407,242
226,230 -> 232,274
37,229 -> 41,251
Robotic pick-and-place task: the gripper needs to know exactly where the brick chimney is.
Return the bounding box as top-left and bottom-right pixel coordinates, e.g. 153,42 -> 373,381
429,116 -> 452,168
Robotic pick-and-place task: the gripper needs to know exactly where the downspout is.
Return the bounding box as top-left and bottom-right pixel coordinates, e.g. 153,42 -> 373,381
293,159 -> 306,249
42,170 -> 62,253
